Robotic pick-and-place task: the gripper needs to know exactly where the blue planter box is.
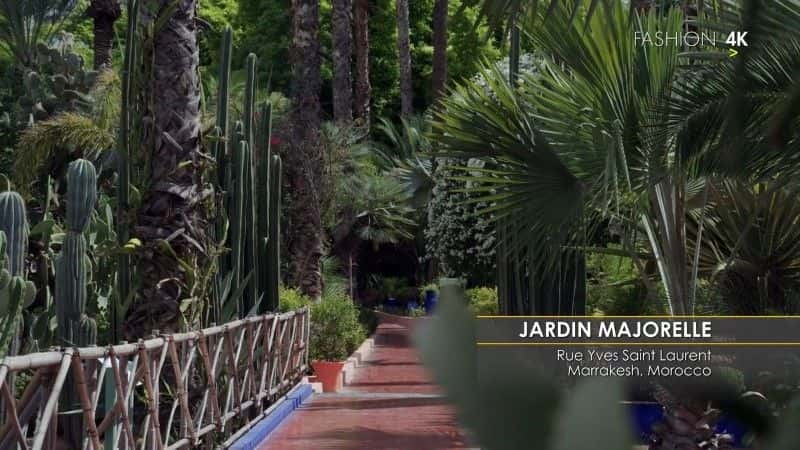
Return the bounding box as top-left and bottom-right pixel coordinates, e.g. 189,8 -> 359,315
628,402 -> 748,447
424,290 -> 438,314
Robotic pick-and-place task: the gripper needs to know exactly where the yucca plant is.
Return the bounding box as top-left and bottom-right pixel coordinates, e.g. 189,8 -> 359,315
686,180 -> 800,314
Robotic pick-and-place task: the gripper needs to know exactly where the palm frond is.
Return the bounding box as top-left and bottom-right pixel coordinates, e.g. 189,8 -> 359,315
14,112 -> 115,194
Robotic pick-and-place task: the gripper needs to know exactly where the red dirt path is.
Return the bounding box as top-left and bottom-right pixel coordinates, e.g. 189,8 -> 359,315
257,323 -> 472,449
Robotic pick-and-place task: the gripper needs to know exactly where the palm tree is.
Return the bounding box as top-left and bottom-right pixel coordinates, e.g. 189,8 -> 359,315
431,0 -> 448,103
86,0 -> 121,69
354,0 -> 371,127
332,0 -> 353,122
331,173 -> 416,299
286,0 -> 324,300
126,0 -> 208,338
432,2 -> 800,447
432,2 -> 800,316
396,0 -> 413,116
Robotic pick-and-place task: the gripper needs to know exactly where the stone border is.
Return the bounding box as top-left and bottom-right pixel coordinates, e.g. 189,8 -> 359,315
228,382 -> 314,450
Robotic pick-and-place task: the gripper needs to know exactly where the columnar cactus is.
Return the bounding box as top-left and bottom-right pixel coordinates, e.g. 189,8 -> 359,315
56,159 -> 97,449
56,159 -> 98,347
265,155 -> 282,312
0,191 -> 30,358
0,191 -> 29,277
230,140 -> 248,311
116,0 -> 139,344
256,102 -> 273,313
243,54 -> 259,313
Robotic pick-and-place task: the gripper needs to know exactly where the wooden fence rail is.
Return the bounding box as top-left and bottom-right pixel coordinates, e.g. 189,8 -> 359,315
0,308 -> 310,450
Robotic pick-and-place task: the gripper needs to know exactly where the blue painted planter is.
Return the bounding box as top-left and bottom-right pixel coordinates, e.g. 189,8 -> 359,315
628,402 -> 748,447
407,300 -> 420,310
385,297 -> 400,309
424,290 -> 438,314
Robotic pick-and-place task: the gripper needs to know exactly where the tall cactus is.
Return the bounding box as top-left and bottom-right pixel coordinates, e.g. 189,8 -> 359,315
0,191 -> 29,278
56,159 -> 98,347
116,0 -> 139,344
56,159 -> 97,450
265,155 -> 282,312
256,102 -> 273,313
243,54 -> 259,314
0,191 -> 29,358
230,140 -> 247,312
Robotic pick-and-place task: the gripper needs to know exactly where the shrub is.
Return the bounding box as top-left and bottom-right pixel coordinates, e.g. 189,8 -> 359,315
418,282 -> 439,301
279,286 -> 311,312
310,295 -> 366,362
358,307 -> 378,335
466,286 -> 499,316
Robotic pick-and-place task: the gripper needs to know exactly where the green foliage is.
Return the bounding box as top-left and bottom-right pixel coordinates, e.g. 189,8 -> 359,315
424,158 -> 495,285
234,0 -> 290,90
198,0 -> 240,67
278,286 -> 311,313
309,294 -> 366,362
13,66 -> 119,194
586,248 -> 654,316
465,286 -> 498,316
0,0 -> 79,67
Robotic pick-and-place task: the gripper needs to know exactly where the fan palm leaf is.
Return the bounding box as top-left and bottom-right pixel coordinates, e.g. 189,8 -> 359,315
432,2 -> 800,315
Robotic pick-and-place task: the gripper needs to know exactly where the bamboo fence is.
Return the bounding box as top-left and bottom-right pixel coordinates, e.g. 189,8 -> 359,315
0,307 -> 310,450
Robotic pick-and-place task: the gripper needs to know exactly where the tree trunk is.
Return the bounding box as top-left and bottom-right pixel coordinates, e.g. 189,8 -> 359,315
126,0 -> 209,339
332,0 -> 353,123
431,0 -> 448,104
353,0 -> 371,127
287,0 -> 324,300
86,0 -> 122,70
396,0 -> 412,117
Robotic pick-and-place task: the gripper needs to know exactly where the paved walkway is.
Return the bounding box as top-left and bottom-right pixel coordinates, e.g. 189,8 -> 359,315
258,323 -> 472,449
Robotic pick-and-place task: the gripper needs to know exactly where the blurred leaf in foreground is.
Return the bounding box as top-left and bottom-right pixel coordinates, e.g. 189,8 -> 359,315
414,278 -> 632,450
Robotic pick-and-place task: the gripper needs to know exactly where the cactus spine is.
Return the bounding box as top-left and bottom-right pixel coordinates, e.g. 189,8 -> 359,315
56,159 -> 98,347
265,155 -> 282,312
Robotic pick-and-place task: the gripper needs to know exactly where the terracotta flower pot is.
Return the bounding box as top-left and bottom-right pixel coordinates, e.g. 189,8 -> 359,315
311,360 -> 346,393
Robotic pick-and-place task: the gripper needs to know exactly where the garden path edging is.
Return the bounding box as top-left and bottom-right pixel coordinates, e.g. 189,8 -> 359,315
227,382 -> 313,450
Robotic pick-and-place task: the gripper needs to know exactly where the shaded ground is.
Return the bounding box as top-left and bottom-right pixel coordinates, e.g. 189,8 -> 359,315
258,323 -> 472,449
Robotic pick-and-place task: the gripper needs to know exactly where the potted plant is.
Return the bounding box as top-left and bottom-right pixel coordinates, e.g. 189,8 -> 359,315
310,295 -> 366,392
420,282 -> 439,314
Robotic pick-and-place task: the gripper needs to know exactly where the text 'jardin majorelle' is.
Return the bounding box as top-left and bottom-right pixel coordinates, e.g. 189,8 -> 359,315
518,320 -> 712,339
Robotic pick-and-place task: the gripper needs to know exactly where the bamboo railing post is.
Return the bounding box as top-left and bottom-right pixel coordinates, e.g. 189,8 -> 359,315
69,353 -> 102,450
31,349 -> 73,449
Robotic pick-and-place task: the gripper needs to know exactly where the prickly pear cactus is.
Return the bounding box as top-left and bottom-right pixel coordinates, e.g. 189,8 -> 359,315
11,34 -> 97,126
